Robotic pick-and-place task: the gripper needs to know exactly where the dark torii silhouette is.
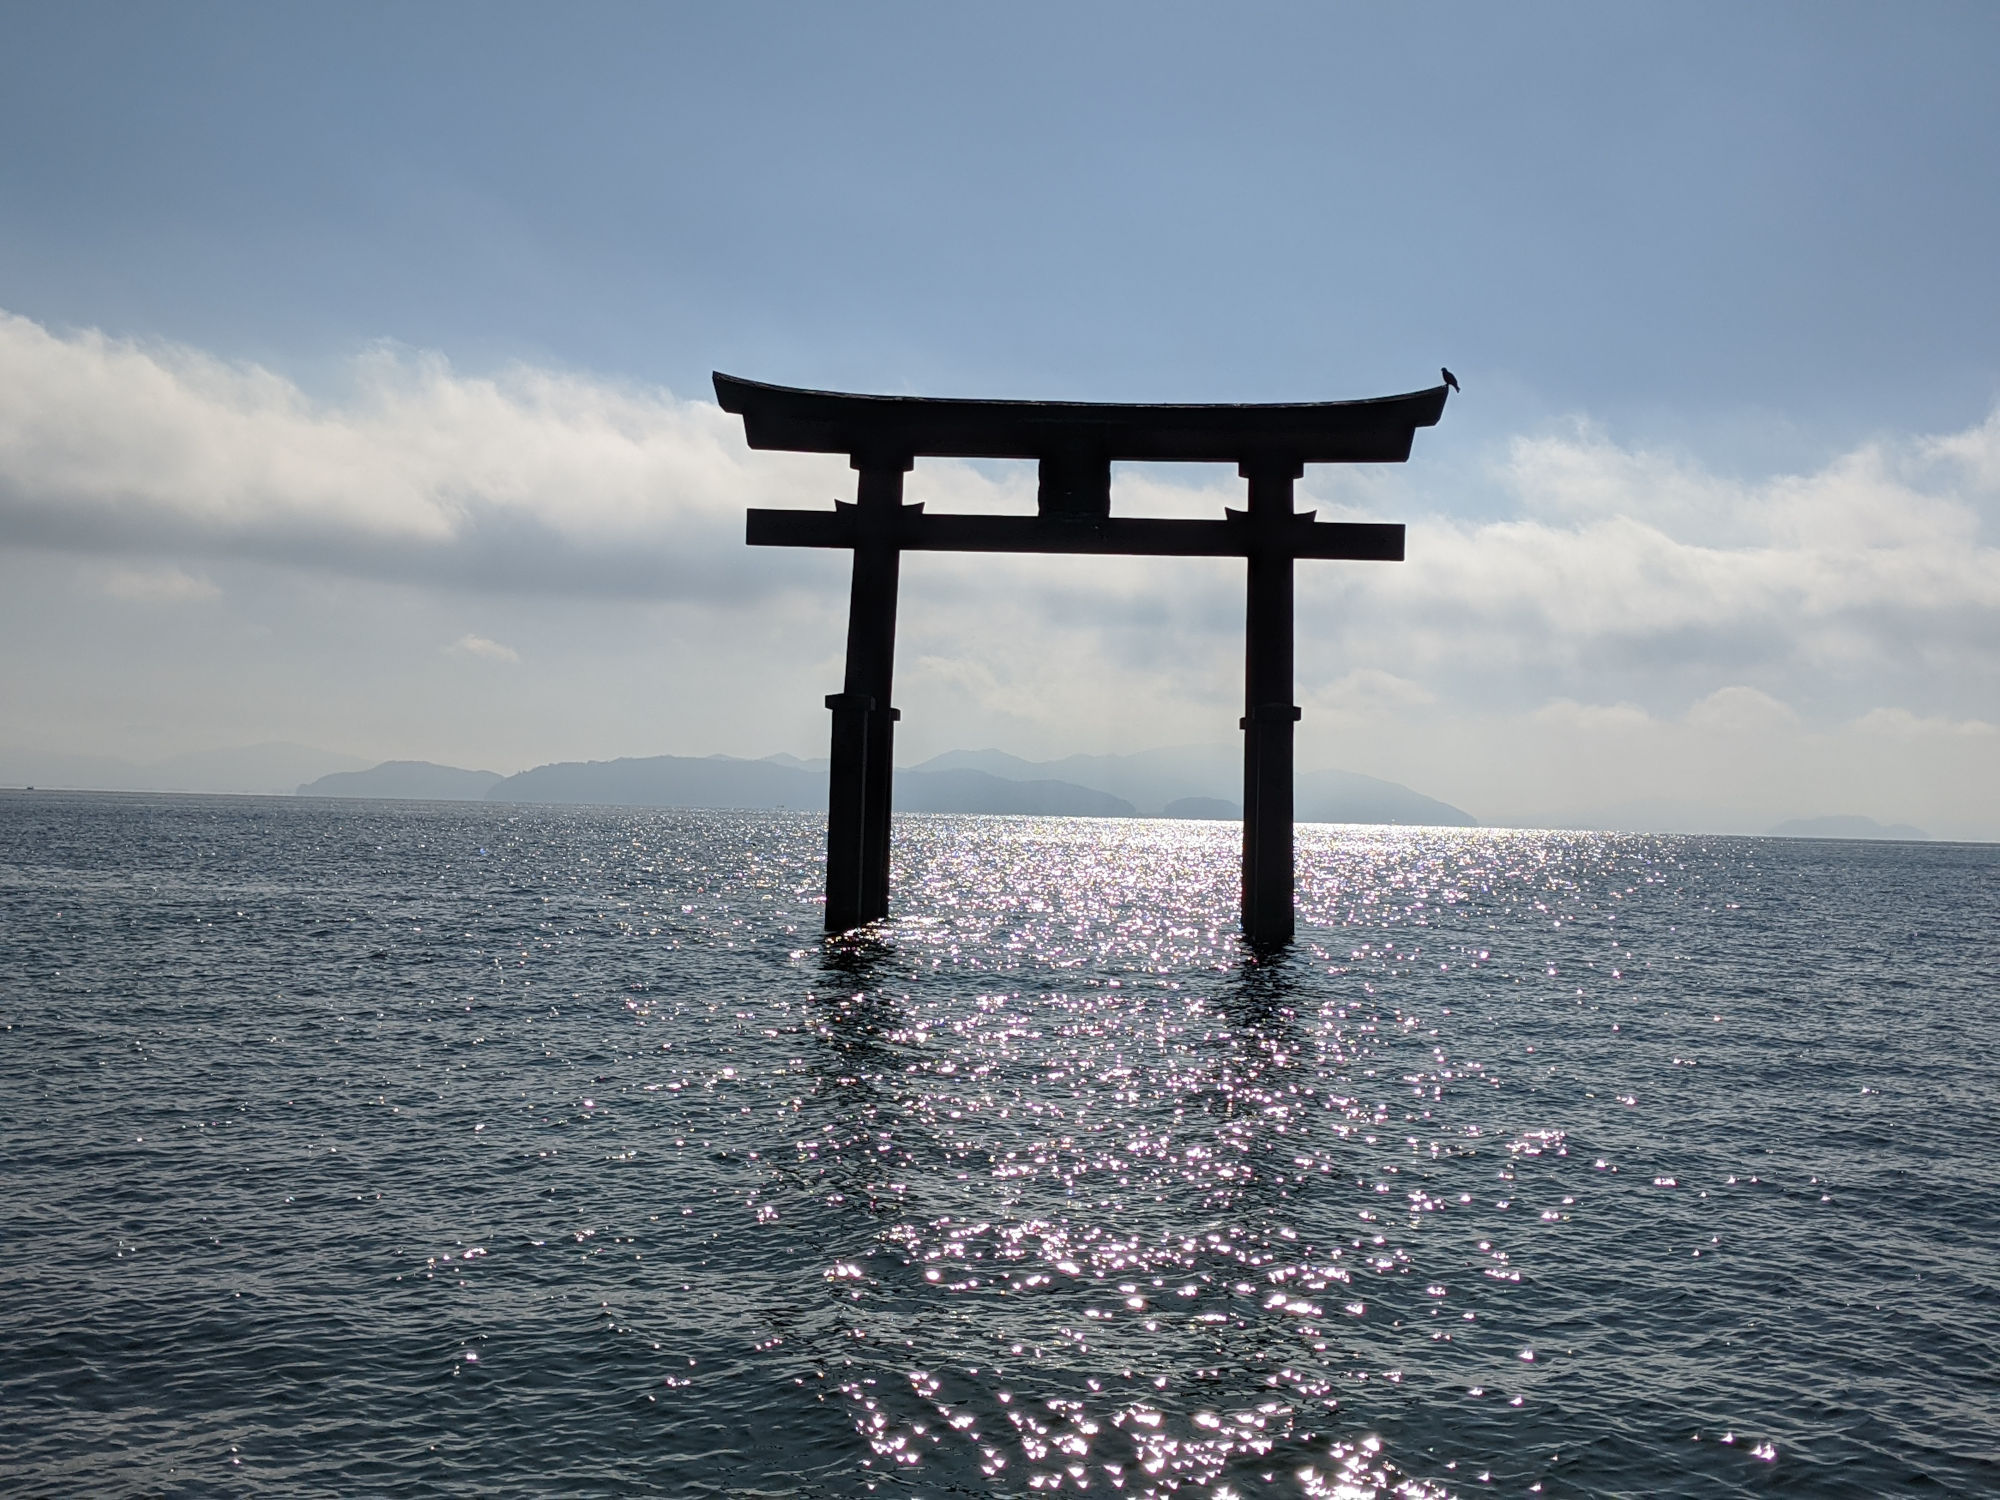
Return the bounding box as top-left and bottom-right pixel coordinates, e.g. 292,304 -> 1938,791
718,370 -> 1452,946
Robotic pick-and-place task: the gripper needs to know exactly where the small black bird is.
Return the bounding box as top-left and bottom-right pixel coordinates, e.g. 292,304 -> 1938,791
1441,367 -> 1460,393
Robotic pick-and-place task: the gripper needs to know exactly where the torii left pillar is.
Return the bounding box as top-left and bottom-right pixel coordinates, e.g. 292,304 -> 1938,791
823,453 -> 911,931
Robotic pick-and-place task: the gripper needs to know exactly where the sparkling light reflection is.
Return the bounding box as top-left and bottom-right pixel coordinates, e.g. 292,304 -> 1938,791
786,818 -> 1761,1495
6,800 -> 1987,1495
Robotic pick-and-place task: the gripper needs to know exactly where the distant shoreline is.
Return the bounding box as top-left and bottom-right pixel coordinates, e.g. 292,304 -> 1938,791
1,784 -> 1980,845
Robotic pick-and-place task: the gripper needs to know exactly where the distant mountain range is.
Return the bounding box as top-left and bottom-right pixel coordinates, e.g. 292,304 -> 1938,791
5,742 -> 1953,839
471,754 -> 1135,816
295,744 -> 1476,825
910,745 -> 1477,825
1766,814 -> 1929,841
1164,795 -> 1240,819
298,760 -> 504,801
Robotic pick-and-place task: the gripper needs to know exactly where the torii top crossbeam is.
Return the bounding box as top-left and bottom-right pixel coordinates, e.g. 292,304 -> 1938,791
715,371 -> 1446,465
717,370 -> 1450,944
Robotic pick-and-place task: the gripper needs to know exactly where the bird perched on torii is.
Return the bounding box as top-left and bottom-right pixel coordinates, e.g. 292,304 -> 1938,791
1441,367 -> 1460,393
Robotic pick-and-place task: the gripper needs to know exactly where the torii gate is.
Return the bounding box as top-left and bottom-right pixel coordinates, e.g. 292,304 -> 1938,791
717,372 -> 1448,946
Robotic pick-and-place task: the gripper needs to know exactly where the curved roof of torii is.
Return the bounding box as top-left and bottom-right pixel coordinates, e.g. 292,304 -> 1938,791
713,372 -> 1449,466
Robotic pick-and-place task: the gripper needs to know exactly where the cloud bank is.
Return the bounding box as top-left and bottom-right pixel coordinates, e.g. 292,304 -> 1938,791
2,310 -> 1995,834
0,309 -> 834,598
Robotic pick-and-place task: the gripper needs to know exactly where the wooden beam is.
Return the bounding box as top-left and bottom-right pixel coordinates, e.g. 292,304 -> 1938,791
715,372 -> 1447,465
746,507 -> 1403,562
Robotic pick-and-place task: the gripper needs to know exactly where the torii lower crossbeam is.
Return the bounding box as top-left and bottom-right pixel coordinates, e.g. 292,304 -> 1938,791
717,372 -> 1448,945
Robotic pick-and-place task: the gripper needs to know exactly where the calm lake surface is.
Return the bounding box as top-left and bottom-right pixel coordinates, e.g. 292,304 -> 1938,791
1,793 -> 1995,1497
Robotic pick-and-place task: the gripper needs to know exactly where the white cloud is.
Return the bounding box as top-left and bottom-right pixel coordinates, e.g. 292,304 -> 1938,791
2,308 -> 1996,835
1850,706 -> 1997,740
1683,684 -> 1799,734
1291,416 -> 2000,727
1525,697 -> 1655,735
447,633 -> 520,663
1304,668 -> 1437,718
99,563 -> 219,603
4,307 -> 1994,684
0,309 -> 836,598
1925,407 -> 2000,493
1304,689 -> 1998,840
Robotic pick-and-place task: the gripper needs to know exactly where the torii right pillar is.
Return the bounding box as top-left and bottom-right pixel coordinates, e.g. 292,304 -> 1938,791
1240,458 -> 1304,947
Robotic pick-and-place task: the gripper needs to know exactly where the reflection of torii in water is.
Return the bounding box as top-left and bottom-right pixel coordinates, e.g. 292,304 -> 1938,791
717,370 -> 1451,947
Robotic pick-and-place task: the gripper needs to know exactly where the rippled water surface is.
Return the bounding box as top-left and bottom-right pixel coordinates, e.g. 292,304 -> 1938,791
2,794 -> 1996,1497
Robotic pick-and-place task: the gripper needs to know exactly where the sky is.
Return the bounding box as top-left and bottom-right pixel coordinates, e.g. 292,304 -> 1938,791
1,2 -> 1996,837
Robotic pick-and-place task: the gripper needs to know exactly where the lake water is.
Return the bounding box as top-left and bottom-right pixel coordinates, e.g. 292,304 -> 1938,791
1,793 -> 1995,1497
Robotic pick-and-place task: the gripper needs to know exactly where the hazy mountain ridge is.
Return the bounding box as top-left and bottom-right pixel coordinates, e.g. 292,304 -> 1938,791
911,745 -> 1476,826
284,744 -> 1467,824
300,761 -> 503,801
1767,814 -> 1929,841
492,754 -> 819,809
896,769 -> 1133,817
482,754 -> 1133,817
2,743 -> 1948,839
